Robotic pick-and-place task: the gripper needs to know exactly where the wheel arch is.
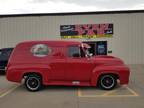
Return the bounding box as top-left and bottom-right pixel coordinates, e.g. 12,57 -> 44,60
98,73 -> 119,81
22,71 -> 46,85
23,72 -> 42,79
91,71 -> 120,86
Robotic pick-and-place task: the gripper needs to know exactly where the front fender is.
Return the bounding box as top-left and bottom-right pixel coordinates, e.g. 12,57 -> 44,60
90,65 -> 129,86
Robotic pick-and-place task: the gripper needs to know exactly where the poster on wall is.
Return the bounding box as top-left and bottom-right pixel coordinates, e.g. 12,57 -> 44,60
60,23 -> 113,39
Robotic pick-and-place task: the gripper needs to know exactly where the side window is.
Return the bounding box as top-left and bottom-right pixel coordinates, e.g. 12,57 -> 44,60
31,44 -> 51,57
68,46 -> 80,57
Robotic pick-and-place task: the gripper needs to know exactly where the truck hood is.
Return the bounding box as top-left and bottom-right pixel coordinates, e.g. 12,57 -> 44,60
91,55 -> 124,66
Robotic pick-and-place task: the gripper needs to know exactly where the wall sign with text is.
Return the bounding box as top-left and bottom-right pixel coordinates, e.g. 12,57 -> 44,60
60,23 -> 113,39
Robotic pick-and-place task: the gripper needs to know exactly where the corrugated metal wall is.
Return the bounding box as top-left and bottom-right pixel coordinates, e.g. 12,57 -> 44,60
0,13 -> 144,64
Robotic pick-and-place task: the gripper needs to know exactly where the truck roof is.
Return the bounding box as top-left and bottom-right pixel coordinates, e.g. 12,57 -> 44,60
18,40 -> 81,46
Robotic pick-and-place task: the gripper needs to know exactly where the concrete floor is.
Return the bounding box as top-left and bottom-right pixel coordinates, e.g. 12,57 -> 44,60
0,64 -> 144,108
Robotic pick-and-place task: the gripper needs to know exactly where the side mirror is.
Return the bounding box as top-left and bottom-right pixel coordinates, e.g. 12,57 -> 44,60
86,53 -> 93,58
89,53 -> 93,57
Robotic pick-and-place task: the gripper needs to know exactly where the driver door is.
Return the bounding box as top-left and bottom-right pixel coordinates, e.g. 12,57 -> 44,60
66,46 -> 95,82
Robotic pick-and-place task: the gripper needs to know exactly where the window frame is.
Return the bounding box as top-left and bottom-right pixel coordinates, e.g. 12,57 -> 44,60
67,45 -> 81,58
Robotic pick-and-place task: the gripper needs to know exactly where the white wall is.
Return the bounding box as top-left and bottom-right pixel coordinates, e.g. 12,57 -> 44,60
0,12 -> 144,64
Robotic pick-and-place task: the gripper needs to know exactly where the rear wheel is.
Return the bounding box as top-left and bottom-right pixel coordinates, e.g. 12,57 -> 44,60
25,74 -> 42,91
98,74 -> 117,90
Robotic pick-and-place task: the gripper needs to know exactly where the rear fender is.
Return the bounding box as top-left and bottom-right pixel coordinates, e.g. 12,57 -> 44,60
7,64 -> 51,84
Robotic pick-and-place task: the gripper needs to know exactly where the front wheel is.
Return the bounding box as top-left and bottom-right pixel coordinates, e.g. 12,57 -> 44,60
98,74 -> 117,90
25,74 -> 42,91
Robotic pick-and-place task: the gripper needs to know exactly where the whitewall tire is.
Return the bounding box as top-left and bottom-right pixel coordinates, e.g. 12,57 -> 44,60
99,74 -> 117,90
